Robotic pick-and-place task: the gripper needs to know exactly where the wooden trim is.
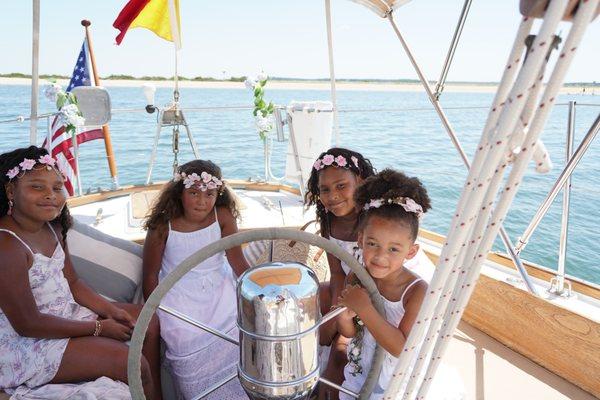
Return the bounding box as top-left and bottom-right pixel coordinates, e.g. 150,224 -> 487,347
421,230 -> 600,396
462,275 -> 600,397
418,228 -> 600,301
67,180 -> 300,207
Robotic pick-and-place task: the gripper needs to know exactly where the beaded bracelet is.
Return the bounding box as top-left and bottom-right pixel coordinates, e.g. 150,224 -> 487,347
93,320 -> 102,337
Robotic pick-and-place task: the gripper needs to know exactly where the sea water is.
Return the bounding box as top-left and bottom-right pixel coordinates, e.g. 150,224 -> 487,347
1,84 -> 598,285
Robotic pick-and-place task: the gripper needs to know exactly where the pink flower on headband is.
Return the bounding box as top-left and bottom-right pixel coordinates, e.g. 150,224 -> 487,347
351,156 -> 359,168
38,155 -> 56,166
183,173 -> 200,189
58,163 -> 69,178
313,159 -> 323,170
6,167 -> 19,180
403,198 -> 423,214
19,158 -> 36,171
335,155 -> 347,167
363,199 -> 383,210
201,171 -> 212,183
207,181 -> 217,190
322,154 -> 335,166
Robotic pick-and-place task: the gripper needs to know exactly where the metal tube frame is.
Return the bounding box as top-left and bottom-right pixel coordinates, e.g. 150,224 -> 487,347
319,376 -> 359,398
158,305 -> 240,346
386,11 -> 539,295
434,0 -> 473,100
515,111 -> 600,257
552,100 -> 576,296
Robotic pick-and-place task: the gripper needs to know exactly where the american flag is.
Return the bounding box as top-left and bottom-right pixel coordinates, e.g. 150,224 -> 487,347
44,39 -> 103,195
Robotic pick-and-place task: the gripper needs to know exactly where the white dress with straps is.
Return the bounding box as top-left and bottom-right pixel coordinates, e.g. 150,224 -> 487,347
340,278 -> 465,400
158,210 -> 247,399
0,225 -> 130,399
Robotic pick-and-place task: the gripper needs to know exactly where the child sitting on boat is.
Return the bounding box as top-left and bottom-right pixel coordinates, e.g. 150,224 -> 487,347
337,169 -> 463,399
142,159 -> 250,399
0,146 -> 162,400
304,148 -> 376,399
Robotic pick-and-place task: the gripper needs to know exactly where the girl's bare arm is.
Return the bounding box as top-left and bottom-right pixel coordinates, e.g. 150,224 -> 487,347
142,226 -> 167,300
219,206 -> 250,277
0,234 -> 97,339
339,281 -> 427,357
328,253 -> 347,308
361,281 -> 427,356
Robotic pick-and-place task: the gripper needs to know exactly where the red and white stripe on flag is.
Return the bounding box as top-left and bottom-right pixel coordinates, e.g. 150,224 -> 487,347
43,116 -> 103,196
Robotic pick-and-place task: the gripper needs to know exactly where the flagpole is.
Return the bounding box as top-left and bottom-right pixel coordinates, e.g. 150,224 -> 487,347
30,0 -> 40,145
81,19 -> 119,190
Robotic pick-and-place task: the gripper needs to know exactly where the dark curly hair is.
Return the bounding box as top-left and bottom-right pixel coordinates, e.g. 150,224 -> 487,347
355,169 -> 431,241
143,159 -> 240,231
304,148 -> 376,237
0,145 -> 72,240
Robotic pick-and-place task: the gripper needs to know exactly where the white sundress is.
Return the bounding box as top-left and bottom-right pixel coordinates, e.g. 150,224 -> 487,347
0,225 -> 130,399
339,279 -> 465,400
158,210 -> 247,400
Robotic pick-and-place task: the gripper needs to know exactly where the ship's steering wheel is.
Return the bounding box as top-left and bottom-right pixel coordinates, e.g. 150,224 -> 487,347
127,228 -> 387,399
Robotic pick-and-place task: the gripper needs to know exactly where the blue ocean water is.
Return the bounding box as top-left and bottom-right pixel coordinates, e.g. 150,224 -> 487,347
1,84 -> 599,285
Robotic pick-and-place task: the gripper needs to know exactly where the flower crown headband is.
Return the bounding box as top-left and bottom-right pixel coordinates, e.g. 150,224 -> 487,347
173,170 -> 224,191
313,154 -> 360,171
363,196 -> 424,219
5,155 -> 64,181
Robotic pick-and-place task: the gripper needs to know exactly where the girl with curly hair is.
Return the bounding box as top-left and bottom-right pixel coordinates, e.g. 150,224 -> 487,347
142,159 -> 249,399
337,169 -> 464,399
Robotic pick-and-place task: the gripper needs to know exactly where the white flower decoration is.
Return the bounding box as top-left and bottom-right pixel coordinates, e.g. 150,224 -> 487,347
244,77 -> 257,90
44,83 -> 63,102
257,71 -> 268,81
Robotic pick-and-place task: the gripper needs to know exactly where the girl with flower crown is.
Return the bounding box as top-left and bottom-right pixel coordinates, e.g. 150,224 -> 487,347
0,146 -> 162,399
337,169 -> 464,400
304,147 -> 377,399
142,159 -> 250,399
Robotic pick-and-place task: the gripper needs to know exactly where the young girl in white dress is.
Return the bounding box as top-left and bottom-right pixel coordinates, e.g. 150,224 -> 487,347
143,159 -> 250,399
0,146 -> 162,399
337,169 -> 464,400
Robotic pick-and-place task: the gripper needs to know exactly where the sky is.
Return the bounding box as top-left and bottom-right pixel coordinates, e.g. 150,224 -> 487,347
0,0 -> 598,83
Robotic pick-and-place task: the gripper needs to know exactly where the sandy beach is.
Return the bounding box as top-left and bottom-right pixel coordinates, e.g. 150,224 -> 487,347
0,77 -> 593,95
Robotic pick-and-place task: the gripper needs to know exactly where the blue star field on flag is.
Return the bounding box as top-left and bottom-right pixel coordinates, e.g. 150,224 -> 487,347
66,40 -> 91,92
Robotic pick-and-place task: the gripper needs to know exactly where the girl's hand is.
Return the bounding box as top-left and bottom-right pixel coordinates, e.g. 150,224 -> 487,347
99,318 -> 133,341
105,306 -> 136,329
339,306 -> 357,320
338,285 -> 372,316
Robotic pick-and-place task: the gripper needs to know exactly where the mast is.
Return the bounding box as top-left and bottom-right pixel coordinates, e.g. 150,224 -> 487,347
81,19 -> 119,189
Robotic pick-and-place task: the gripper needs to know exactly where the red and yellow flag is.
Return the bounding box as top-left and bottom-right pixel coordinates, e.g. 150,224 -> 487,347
113,0 -> 181,48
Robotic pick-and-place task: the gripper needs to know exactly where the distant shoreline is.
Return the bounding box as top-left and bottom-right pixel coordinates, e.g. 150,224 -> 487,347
0,77 -> 594,95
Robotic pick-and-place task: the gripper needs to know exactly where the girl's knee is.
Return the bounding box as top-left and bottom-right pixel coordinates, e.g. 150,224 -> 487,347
146,313 -> 160,339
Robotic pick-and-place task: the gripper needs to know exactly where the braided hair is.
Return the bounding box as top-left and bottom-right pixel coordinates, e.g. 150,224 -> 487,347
355,169 -> 431,241
143,159 -> 239,231
0,146 -> 72,240
304,147 -> 375,237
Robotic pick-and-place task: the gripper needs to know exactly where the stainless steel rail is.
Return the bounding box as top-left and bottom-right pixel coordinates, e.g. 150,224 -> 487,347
158,304 -> 240,346
434,0 -> 473,100
515,111 -> 600,260
552,101 -> 576,295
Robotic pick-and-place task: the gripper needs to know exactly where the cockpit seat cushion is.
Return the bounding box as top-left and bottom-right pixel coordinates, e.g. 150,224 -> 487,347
67,220 -> 143,304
